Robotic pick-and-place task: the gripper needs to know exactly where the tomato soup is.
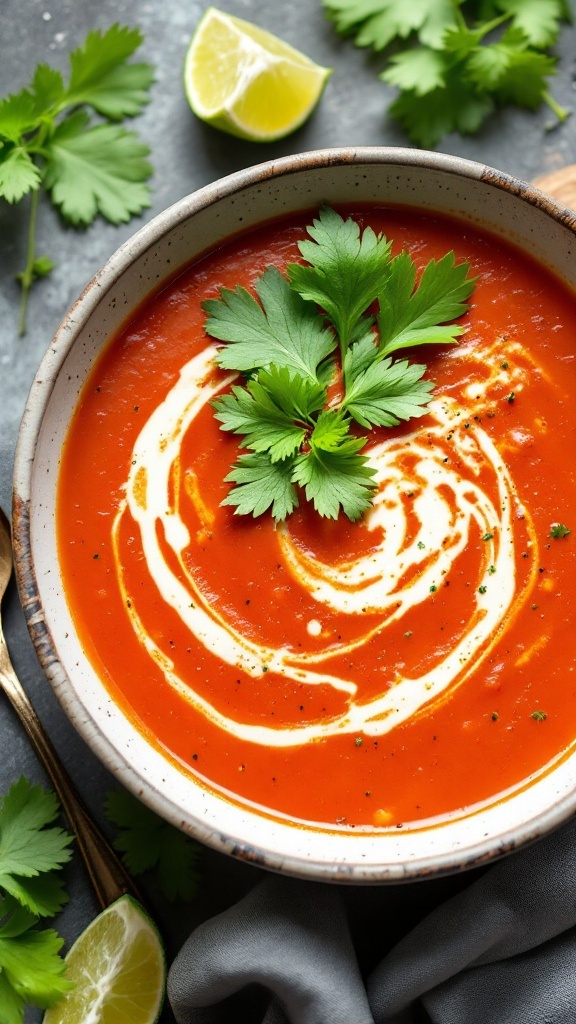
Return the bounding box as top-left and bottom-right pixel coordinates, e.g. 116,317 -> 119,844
57,206 -> 576,830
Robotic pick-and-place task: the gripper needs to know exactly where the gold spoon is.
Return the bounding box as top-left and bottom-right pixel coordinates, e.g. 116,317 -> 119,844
0,504 -> 144,910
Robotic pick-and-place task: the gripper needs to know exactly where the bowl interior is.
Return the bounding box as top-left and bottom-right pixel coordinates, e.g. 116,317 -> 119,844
13,148 -> 576,881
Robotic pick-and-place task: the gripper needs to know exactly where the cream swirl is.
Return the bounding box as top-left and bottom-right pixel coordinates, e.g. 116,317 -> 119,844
112,345 -> 534,747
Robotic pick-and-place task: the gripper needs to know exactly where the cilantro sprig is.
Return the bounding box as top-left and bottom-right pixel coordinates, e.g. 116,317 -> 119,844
105,789 -> 201,904
0,778 -> 74,1023
0,24 -> 154,335
323,0 -> 571,147
207,206 -> 475,523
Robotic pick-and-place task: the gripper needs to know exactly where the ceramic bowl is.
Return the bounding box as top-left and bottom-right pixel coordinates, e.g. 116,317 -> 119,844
12,147 -> 576,882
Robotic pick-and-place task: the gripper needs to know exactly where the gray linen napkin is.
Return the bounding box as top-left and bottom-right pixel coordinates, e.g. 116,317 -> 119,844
168,814 -> 576,1024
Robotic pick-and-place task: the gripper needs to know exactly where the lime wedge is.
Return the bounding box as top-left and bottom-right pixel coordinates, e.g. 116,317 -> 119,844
184,6 -> 332,141
43,896 -> 165,1024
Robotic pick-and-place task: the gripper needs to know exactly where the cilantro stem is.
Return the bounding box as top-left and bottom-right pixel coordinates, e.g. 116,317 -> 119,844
476,12 -> 511,39
18,186 -> 41,338
542,91 -> 570,123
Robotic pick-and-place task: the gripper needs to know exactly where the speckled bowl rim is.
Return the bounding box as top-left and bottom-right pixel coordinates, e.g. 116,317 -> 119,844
12,146 -> 576,883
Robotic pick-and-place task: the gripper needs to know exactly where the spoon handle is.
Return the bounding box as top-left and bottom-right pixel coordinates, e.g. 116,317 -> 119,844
0,633 -> 144,910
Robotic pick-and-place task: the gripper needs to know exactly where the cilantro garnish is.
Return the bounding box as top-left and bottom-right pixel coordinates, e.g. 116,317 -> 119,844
550,522 -> 571,538
105,789 -> 201,904
207,206 -> 475,523
323,0 -> 570,147
205,266 -> 335,380
0,24 -> 154,335
0,778 -> 75,1021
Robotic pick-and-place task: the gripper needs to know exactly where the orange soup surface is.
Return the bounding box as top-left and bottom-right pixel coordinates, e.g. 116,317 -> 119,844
58,206 -> 576,831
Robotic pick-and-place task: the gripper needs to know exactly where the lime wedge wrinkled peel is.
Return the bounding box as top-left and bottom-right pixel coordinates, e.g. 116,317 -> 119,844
43,895 -> 165,1024
184,6 -> 332,141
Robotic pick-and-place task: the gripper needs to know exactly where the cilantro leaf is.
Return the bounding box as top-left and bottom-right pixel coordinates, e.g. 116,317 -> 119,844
486,50 -> 559,112
44,113 -> 152,225
29,66 -> 66,117
0,781 -> 74,1023
323,0 -> 460,50
205,265 -> 336,380
382,47 -> 448,96
0,91 -> 38,144
343,354 -> 433,428
0,969 -> 23,1024
207,208 -> 475,523
550,522 -> 571,538
467,26 -> 559,110
495,0 -> 567,48
0,897 -> 73,1015
327,0 -> 569,145
293,423 -> 376,521
309,408 -> 352,450
442,22 -> 486,59
213,367 -> 326,462
342,331 -> 380,381
0,23 -> 154,334
0,778 -> 73,915
223,453 -> 299,521
0,871 -> 68,922
0,148 -> 41,204
378,250 -> 476,355
213,385 -> 306,463
287,206 -> 392,347
105,789 -> 200,903
65,25 -> 155,120
255,365 -> 327,422
387,64 -> 494,147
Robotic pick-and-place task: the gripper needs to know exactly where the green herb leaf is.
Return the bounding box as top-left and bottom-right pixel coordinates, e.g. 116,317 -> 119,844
388,68 -> 494,148
29,66 -> 66,117
343,353 -> 433,428
213,367 -> 326,462
205,265 -> 336,380
0,969 -> 23,1024
0,897 -> 73,1017
442,23 -> 487,59
0,780 -> 73,1023
287,206 -> 392,347
382,47 -> 448,96
467,26 -> 559,111
1,872 -> 68,923
207,208 -> 475,523
550,522 -> 571,538
44,114 -> 152,225
0,23 -> 154,334
309,408 -> 353,451
223,452 -> 299,521
0,148 -> 41,204
65,24 -> 154,119
0,91 -> 39,144
496,0 -> 567,49
326,0 -> 569,145
105,789 -> 200,903
213,389 -> 303,463
254,365 -> 328,422
0,778 -> 73,918
378,250 -> 476,355
292,423 -> 376,521
323,0 -> 459,50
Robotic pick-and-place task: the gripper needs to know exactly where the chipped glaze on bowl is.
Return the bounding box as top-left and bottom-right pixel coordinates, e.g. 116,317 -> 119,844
12,148 -> 576,882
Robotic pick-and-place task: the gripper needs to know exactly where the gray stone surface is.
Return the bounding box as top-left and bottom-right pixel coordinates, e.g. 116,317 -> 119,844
1,2 -> 576,1021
